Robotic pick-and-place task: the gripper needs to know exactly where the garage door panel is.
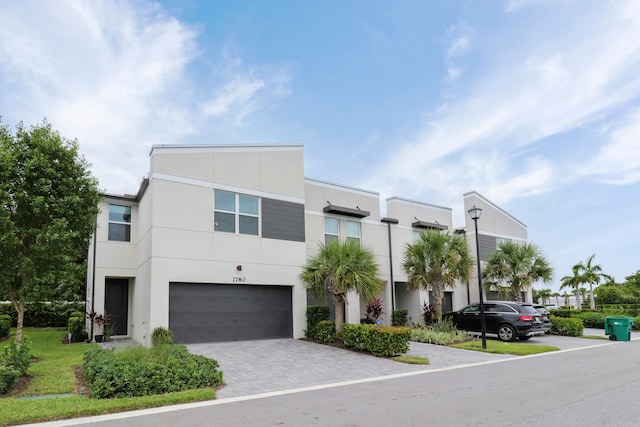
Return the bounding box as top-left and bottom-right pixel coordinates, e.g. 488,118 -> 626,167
169,283 -> 293,343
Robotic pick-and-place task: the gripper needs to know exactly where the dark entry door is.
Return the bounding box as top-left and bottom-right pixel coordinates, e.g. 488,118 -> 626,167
105,278 -> 129,335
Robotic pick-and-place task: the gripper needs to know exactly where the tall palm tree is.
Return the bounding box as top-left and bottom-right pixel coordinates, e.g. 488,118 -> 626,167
482,241 -> 553,302
560,265 -> 582,309
576,254 -> 612,310
538,288 -> 552,305
300,240 -> 383,331
402,230 -> 473,320
551,292 -> 561,306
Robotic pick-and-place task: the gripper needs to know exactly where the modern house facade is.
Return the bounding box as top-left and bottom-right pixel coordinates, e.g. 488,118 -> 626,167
87,144 -> 530,345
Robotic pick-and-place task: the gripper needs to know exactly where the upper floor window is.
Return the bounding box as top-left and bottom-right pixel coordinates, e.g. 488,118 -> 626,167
346,221 -> 360,245
324,218 -> 362,245
108,204 -> 131,242
214,190 -> 259,235
324,217 -> 339,245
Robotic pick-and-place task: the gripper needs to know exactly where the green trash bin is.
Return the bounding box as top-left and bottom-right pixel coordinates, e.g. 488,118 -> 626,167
605,316 -> 634,341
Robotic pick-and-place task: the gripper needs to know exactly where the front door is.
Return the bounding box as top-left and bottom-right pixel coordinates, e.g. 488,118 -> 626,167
105,278 -> 129,335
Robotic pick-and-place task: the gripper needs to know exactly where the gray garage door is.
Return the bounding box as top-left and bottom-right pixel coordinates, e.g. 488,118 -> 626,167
169,282 -> 293,343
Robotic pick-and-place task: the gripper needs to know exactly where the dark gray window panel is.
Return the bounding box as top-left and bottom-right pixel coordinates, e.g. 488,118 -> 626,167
261,198 -> 305,242
478,234 -> 497,261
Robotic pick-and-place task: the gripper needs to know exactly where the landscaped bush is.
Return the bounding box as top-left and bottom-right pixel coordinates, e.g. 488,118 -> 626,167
0,301 -> 85,327
550,316 -> 583,336
82,344 -> 223,398
361,298 -> 384,324
151,327 -> 174,346
422,302 -> 435,325
340,324 -> 410,357
67,316 -> 85,342
410,318 -> 470,345
633,317 -> 640,331
0,315 -> 11,338
315,320 -> 336,343
577,312 -> 606,328
0,338 -> 32,394
392,309 -> 408,327
549,309 -> 575,318
306,306 -> 330,339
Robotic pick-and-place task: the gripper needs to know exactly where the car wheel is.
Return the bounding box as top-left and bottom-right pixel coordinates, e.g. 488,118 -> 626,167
497,324 -> 517,342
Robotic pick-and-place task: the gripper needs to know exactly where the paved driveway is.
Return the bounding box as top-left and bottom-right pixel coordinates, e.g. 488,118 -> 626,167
186,328 -> 637,399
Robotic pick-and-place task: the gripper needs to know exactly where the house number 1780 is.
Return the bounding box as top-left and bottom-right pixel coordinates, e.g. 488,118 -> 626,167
233,277 -> 246,283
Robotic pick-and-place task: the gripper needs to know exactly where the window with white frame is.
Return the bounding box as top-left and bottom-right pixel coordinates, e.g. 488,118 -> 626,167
108,204 -> 131,242
346,221 -> 361,245
324,217 -> 339,245
214,190 -> 259,235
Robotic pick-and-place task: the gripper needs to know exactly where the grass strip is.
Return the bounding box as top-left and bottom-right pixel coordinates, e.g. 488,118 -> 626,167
451,340 -> 559,355
392,355 -> 430,365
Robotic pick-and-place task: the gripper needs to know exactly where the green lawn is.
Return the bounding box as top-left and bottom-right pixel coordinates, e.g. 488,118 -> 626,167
0,328 -> 216,426
451,339 -> 560,355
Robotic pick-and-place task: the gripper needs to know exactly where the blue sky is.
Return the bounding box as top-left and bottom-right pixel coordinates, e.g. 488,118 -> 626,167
1,0 -> 639,292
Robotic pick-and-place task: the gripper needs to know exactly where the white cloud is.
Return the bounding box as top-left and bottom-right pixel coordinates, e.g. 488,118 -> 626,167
0,0 -> 293,194
577,108 -> 640,184
367,0 -> 640,207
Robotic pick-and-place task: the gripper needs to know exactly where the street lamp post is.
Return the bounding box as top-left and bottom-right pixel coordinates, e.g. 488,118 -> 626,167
468,205 -> 487,349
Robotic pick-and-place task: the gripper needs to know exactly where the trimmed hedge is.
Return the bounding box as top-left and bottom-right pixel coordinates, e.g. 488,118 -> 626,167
576,312 -> 606,328
0,301 -> 85,327
306,306 -> 330,339
392,309 -> 408,327
82,344 -> 223,398
340,324 -> 411,357
551,316 -> 583,336
315,320 -> 336,343
0,315 -> 11,339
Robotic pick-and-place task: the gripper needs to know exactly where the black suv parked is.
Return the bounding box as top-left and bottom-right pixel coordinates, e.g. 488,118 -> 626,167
443,301 -> 547,342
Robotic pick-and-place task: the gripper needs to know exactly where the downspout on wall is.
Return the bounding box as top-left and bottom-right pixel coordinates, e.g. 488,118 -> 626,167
381,217 -> 399,312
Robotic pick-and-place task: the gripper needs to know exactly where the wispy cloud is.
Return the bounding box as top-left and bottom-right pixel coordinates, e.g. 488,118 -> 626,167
367,0 -> 640,207
0,0 -> 293,194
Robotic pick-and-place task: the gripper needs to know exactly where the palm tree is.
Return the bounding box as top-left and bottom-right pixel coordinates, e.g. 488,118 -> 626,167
482,241 -> 553,302
538,288 -> 552,305
402,230 -> 473,320
551,292 -> 561,306
576,254 -> 612,310
560,265 -> 582,309
300,240 -> 383,331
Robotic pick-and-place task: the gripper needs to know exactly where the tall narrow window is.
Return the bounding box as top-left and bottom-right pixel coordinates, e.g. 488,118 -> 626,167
108,204 -> 131,242
346,221 -> 361,245
214,190 -> 259,235
324,218 -> 339,245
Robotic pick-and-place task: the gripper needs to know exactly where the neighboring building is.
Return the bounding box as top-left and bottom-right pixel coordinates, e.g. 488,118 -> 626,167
87,144 -> 530,345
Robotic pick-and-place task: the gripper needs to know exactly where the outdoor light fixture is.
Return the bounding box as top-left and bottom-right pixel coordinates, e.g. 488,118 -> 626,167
468,205 -> 487,349
236,265 -> 242,271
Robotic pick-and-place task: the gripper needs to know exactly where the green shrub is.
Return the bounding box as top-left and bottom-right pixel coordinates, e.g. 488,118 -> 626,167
392,310 -> 408,327
83,344 -> 223,398
0,338 -> 31,394
67,316 -> 85,342
306,306 -> 330,339
0,301 -> 85,327
315,320 -> 336,343
0,365 -> 19,394
0,315 -> 11,338
551,316 -> 583,336
151,327 -> 174,347
550,309 -> 575,318
577,312 -> 606,328
411,327 -> 470,345
633,317 -> 640,331
341,324 -> 411,357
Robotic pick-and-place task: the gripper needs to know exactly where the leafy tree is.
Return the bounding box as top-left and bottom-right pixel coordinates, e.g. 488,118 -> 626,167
402,230 -> 473,320
300,240 -> 383,331
482,241 -> 553,302
537,288 -> 552,305
575,254 -> 612,310
0,119 -> 100,343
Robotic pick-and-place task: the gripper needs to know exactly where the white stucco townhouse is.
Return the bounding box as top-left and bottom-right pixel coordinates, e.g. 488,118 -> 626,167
86,144 -> 529,345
